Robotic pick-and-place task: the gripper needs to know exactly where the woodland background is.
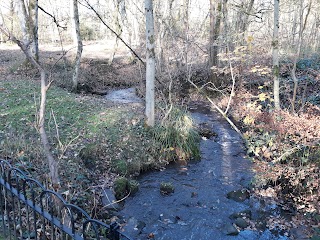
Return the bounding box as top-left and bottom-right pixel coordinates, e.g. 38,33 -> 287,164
0,0 -> 320,238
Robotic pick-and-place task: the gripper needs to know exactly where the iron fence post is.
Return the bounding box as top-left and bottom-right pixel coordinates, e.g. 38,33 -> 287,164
110,222 -> 120,240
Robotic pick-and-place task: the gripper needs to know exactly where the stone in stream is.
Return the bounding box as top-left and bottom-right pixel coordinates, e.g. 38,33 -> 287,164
229,210 -> 252,220
122,217 -> 146,238
198,122 -> 217,139
235,217 -> 249,228
160,182 -> 175,195
227,189 -> 250,202
224,223 -> 239,236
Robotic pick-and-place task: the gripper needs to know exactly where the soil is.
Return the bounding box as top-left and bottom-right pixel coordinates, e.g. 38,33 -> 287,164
0,41 -> 143,91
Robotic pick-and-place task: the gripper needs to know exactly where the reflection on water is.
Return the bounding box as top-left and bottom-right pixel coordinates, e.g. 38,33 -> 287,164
113,102 -> 287,240
117,103 -> 255,240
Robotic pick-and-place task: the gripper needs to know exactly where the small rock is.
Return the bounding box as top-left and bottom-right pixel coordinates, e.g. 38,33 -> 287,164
229,210 -> 252,220
122,217 -> 146,237
235,218 -> 249,228
191,192 -> 198,198
160,182 -> 174,195
224,223 -> 239,236
198,123 -> 217,139
227,189 -> 250,202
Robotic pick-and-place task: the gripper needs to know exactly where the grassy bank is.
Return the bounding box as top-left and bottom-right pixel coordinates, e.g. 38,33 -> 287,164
0,79 -> 199,208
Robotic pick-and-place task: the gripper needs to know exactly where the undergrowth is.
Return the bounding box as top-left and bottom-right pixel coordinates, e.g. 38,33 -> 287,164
229,83 -> 320,237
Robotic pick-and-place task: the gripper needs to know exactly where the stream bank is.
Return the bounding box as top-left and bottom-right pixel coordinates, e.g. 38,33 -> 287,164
104,89 -> 291,240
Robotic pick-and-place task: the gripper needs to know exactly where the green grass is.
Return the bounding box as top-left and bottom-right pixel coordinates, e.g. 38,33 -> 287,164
0,79 -> 149,176
0,79 -> 200,183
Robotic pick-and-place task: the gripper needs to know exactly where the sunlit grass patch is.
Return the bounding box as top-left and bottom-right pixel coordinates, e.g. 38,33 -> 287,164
0,80 -> 200,181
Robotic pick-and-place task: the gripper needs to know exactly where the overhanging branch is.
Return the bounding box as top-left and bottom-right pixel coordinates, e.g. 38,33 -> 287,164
79,0 -> 145,66
38,5 -> 67,30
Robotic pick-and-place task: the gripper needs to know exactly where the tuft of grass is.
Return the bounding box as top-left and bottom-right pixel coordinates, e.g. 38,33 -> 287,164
152,106 -> 200,163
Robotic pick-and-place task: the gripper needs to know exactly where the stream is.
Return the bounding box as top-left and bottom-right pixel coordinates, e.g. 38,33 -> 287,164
104,89 -> 290,240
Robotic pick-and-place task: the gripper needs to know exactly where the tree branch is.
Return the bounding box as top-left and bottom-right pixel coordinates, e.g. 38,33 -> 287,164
79,0 -> 145,66
38,5 -> 67,30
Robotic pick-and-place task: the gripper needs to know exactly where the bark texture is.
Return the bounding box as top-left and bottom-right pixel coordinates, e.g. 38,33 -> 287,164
15,0 -> 39,60
71,0 -> 83,92
145,0 -> 155,127
209,0 -> 222,67
272,0 -> 280,110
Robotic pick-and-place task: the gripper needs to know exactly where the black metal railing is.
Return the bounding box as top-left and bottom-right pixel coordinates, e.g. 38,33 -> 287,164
0,159 -> 132,240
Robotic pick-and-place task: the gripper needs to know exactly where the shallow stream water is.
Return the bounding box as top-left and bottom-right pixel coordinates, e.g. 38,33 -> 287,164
105,89 -> 289,240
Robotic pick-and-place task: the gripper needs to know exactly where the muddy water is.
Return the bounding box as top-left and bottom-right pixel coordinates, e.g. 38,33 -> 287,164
105,89 -> 288,240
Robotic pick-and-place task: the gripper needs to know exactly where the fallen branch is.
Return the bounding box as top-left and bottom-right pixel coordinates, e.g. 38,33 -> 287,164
186,74 -> 243,137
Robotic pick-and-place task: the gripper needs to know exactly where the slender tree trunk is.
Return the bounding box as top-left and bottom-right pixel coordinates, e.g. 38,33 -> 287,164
71,0 -> 83,92
209,0 -> 215,67
29,0 -> 39,60
16,0 -> 29,44
157,0 -> 173,71
272,0 -> 280,110
291,0 -> 312,112
145,0 -> 155,127
241,0 -> 254,39
209,0 -> 222,67
183,0 -> 189,65
10,1 -> 14,34
118,0 -> 133,58
16,0 -> 39,61
109,0 -> 122,65
0,26 -> 60,187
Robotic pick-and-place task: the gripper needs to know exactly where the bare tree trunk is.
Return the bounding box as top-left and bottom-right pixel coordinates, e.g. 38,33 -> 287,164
145,0 -> 155,127
0,26 -> 60,187
241,0 -> 254,39
118,0 -> 133,58
291,0 -> 312,112
209,0 -> 215,67
183,0 -> 189,65
272,0 -> 280,110
109,0 -> 122,65
71,0 -> 83,92
156,0 -> 173,71
209,0 -> 222,67
16,0 -> 29,44
15,0 -> 39,61
10,0 -> 14,34
29,0 -> 39,60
